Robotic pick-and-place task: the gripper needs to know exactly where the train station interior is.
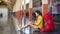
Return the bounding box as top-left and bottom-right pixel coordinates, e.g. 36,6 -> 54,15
0,0 -> 60,34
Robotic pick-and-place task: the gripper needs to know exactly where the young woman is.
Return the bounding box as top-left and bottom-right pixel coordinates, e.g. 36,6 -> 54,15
21,10 -> 43,30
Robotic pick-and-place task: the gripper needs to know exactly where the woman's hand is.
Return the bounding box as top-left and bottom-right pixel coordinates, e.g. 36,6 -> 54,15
29,21 -> 32,24
20,27 -> 24,30
20,21 -> 33,29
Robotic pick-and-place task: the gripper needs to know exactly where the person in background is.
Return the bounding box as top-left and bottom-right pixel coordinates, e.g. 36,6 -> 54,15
0,12 -> 2,17
21,10 -> 43,30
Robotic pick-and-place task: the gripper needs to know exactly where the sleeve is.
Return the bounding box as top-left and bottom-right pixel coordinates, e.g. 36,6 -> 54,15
34,16 -> 42,26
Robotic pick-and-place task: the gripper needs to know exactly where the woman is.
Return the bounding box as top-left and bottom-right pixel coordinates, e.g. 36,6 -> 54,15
21,10 -> 43,30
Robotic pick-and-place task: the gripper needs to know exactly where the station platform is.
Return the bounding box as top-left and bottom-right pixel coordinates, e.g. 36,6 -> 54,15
0,15 -> 60,34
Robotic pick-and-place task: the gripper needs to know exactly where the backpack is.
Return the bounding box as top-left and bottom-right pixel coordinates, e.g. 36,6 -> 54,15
40,13 -> 55,32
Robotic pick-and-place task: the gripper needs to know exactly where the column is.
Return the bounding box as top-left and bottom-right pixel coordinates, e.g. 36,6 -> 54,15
13,0 -> 21,25
20,0 -> 22,27
24,0 -> 26,26
13,0 -> 22,26
29,0 -> 33,34
42,0 -> 48,16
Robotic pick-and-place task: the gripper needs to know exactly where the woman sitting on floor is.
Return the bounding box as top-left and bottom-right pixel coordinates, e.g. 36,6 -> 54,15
21,10 -> 43,30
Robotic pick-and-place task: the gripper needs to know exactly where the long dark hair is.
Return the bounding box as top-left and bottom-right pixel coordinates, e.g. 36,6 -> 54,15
35,10 -> 42,16
35,10 -> 44,27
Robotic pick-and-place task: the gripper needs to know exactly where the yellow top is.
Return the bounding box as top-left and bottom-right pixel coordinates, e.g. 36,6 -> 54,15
34,16 -> 43,29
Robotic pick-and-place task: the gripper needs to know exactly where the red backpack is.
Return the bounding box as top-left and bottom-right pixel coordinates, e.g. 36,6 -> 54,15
40,13 -> 54,32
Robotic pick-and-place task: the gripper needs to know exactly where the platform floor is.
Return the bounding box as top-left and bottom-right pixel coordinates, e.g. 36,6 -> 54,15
0,15 -> 60,34
0,16 -> 17,34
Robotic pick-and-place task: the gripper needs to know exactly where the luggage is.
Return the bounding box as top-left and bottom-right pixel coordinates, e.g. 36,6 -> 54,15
40,13 -> 55,32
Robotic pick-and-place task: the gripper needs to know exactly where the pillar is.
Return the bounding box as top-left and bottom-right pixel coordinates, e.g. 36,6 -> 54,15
29,0 -> 33,21
49,0 -> 54,14
13,0 -> 22,26
24,0 -> 26,26
20,0 -> 23,27
29,0 -> 33,34
42,0 -> 48,16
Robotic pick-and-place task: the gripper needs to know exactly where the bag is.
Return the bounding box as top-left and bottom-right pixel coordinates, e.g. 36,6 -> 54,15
40,13 -> 54,32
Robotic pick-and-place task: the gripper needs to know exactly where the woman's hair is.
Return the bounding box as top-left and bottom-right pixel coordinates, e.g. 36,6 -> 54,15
35,10 -> 42,16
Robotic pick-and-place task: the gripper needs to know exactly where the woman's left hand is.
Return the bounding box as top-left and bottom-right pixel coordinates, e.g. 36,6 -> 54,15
29,21 -> 32,24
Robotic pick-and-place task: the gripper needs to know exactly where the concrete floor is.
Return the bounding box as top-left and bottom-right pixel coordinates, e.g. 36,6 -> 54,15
16,16 -> 60,34
0,15 -> 60,34
0,16 -> 17,34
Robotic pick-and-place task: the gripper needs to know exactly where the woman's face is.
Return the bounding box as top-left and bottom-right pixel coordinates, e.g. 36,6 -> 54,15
35,12 -> 39,17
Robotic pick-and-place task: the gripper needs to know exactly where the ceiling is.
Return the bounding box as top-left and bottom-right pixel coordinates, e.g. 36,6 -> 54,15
0,0 -> 16,11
